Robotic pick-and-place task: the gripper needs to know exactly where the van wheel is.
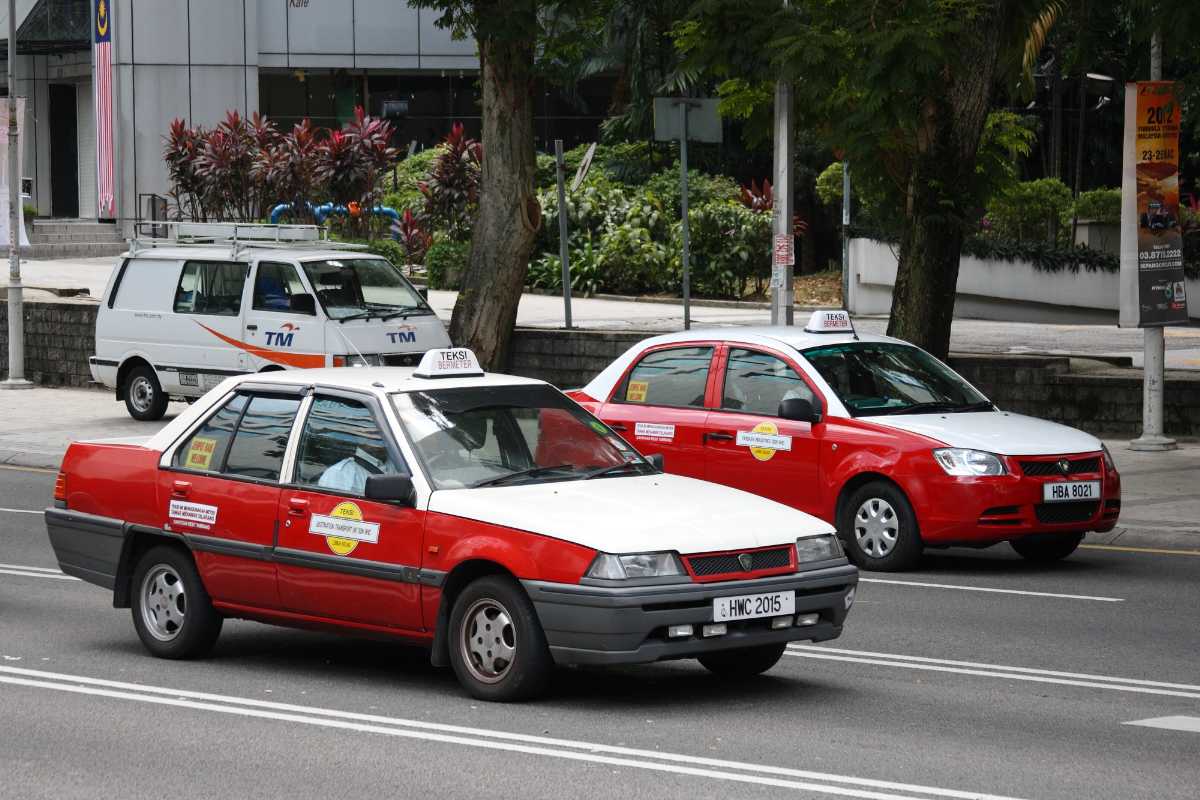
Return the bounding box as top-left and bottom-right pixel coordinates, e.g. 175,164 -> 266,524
839,481 -> 923,571
130,545 -> 222,659
448,575 -> 553,702
124,365 -> 168,421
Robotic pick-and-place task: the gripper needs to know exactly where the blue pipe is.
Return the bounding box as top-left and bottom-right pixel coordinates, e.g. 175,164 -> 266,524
268,202 -> 401,226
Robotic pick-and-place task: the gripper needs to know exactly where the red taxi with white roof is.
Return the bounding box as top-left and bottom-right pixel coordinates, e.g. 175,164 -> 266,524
568,312 -> 1122,572
45,348 -> 857,701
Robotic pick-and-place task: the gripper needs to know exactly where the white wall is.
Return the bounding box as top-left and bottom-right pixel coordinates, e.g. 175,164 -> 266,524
847,237 -> 1200,324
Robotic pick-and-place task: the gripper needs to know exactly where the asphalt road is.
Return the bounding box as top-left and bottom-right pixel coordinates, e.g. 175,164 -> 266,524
2,465 -> 1198,800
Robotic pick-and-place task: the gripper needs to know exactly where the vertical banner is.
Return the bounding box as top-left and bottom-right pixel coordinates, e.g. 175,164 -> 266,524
0,98 -> 31,248
1120,81 -> 1187,327
94,0 -> 116,219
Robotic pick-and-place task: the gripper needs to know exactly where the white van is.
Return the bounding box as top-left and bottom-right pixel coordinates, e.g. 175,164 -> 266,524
91,223 -> 451,420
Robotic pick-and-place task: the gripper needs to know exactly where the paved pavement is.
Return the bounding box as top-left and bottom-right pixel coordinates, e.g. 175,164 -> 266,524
5,255 -> 1199,368
1,466 -> 1198,799
2,386 -> 1197,553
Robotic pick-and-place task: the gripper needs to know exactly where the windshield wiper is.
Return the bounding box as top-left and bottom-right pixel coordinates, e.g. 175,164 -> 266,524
873,400 -> 994,416
581,461 -> 648,480
379,306 -> 434,321
955,401 -> 996,413
336,311 -> 372,323
472,463 -> 577,488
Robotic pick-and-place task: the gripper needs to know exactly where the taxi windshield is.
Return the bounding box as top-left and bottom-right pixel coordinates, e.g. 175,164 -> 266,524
391,385 -> 652,490
301,258 -> 431,321
803,342 -> 991,417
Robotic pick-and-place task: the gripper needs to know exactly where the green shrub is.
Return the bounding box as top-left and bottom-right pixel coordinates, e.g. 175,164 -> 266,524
22,203 -> 38,220
378,147 -> 441,215
1071,188 -> 1121,225
984,178 -> 1073,243
685,202 -> 772,298
425,236 -> 470,290
643,165 -> 739,217
365,238 -> 409,270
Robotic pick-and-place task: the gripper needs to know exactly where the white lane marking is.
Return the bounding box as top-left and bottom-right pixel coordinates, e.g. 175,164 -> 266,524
0,562 -> 63,573
859,578 -> 1123,603
786,646 -> 1200,700
1124,716 -> 1200,734
0,665 -> 1029,800
0,567 -> 77,581
0,507 -> 42,515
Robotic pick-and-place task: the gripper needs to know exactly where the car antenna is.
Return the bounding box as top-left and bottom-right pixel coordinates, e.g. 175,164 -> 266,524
333,325 -> 371,366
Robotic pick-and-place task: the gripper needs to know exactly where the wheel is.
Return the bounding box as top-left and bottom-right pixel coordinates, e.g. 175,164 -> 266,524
1010,533 -> 1083,563
447,575 -> 553,702
123,365 -> 169,421
839,481 -> 923,571
698,643 -> 786,678
130,545 -> 222,659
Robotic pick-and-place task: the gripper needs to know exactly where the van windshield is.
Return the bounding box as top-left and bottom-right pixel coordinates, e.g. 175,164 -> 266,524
301,258 -> 432,321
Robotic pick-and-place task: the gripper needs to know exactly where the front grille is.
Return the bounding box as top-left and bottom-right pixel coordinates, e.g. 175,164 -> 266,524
1020,457 -> 1102,476
687,546 -> 792,577
1035,501 -> 1099,524
383,352 -> 422,367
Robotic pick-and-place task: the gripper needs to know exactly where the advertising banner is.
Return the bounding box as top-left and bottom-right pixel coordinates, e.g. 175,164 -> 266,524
1119,81 -> 1188,327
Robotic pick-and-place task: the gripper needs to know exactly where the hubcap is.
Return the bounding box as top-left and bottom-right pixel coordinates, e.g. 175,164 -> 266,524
854,498 -> 899,558
129,376 -> 155,413
140,565 -> 187,641
459,598 -> 516,684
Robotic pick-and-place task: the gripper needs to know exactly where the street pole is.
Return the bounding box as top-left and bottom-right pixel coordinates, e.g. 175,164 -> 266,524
553,139 -> 572,329
1131,30 -> 1175,450
841,160 -> 850,311
770,46 -> 794,326
679,102 -> 691,331
2,0 -> 31,390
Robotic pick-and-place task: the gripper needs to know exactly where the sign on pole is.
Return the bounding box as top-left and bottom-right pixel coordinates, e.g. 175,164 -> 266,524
1119,81 -> 1189,327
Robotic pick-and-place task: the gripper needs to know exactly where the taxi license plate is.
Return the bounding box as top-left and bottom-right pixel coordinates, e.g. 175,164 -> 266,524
1042,481 -> 1100,502
713,591 -> 795,622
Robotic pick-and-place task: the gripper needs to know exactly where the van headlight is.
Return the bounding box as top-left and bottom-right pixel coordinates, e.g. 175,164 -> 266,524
796,534 -> 842,564
343,354 -> 384,367
932,448 -> 1007,476
586,552 -> 684,580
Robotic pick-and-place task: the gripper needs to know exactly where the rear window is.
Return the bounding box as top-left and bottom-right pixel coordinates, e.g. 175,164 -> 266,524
175,394 -> 247,472
174,261 -> 248,316
223,395 -> 303,481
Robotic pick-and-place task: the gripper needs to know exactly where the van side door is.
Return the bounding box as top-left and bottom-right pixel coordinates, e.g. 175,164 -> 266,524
170,260 -> 251,380
241,260 -> 326,371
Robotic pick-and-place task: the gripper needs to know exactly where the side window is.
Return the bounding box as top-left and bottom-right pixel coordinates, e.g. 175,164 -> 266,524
223,395 -> 303,481
616,347 -> 713,408
295,397 -> 403,495
252,262 -> 307,312
174,394 -> 249,472
722,349 -> 816,416
173,261 -> 248,316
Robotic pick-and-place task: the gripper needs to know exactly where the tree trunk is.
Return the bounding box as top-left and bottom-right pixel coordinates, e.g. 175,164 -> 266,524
885,2 -> 1007,359
448,3 -> 541,371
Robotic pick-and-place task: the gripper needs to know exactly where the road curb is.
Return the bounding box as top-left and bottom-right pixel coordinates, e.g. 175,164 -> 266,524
0,449 -> 63,471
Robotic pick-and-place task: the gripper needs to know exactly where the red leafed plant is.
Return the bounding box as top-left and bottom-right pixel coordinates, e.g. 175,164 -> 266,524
392,208 -> 433,265
253,119 -> 321,223
163,118 -> 207,221
419,122 -> 482,241
739,177 -> 809,238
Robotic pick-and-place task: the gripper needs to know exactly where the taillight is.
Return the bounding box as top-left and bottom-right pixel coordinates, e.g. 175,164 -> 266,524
332,355 -> 347,367
54,472 -> 67,503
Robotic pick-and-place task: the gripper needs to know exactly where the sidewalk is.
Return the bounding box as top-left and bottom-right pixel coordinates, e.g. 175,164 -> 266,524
4,386 -> 1197,552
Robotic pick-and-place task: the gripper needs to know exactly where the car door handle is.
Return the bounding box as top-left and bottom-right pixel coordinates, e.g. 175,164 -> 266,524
287,498 -> 309,516
703,432 -> 734,443
609,423 -> 628,432
171,480 -> 191,497
246,324 -> 258,332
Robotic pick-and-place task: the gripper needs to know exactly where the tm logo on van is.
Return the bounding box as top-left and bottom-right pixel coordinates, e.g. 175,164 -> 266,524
386,325 -> 418,345
265,322 -> 299,347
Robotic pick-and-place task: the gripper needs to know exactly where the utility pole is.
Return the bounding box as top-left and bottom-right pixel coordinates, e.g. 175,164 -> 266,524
2,0 -> 31,390
841,160 -> 850,311
770,0 -> 794,326
1130,30 -> 1175,451
679,102 -> 692,330
553,139 -> 572,329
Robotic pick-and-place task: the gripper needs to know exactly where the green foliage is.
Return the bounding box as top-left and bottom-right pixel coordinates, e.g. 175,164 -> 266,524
1072,189 -> 1121,225
535,141 -> 668,189
975,111 -> 1038,203
379,147 -> 441,215
424,236 -> 471,290
684,202 -> 773,298
963,236 -> 1118,274
22,203 -> 37,220
984,179 -> 1074,243
642,164 -> 739,216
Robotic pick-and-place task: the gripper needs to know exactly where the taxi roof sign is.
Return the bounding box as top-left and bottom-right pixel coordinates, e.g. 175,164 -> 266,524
804,309 -> 855,335
413,348 -> 485,379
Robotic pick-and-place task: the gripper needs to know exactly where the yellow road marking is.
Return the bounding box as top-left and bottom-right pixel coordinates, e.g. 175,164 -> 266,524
1081,543 -> 1200,556
0,464 -> 56,475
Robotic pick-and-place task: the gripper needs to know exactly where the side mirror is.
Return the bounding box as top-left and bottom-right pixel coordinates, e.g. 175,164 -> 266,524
289,293 -> 317,315
364,474 -> 416,507
645,453 -> 664,471
779,397 -> 822,424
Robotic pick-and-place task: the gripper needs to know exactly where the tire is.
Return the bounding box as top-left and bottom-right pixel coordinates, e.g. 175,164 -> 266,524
1010,533 -> 1083,563
839,481 -> 923,571
130,545 -> 223,659
698,643 -> 786,678
123,365 -> 169,421
447,575 -> 553,702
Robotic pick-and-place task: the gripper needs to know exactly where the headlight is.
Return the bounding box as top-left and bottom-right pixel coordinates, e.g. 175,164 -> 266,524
585,551 -> 684,580
932,448 -> 1007,476
346,354 -> 384,367
796,534 -> 842,563
1102,444 -> 1116,472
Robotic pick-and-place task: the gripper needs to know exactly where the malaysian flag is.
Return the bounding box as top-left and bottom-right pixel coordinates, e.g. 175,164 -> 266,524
93,0 -> 115,219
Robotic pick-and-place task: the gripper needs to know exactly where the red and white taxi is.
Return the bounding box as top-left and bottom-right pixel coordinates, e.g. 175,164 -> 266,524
568,312 -> 1121,572
45,348 -> 857,701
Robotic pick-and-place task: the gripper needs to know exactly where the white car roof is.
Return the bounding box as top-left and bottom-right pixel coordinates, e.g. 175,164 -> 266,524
124,247 -> 391,263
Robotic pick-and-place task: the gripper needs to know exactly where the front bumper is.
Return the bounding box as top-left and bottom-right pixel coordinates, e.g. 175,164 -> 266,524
522,563 -> 858,666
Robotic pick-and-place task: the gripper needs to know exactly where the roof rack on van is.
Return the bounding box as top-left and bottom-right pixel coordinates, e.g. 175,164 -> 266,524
129,221 -> 370,258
